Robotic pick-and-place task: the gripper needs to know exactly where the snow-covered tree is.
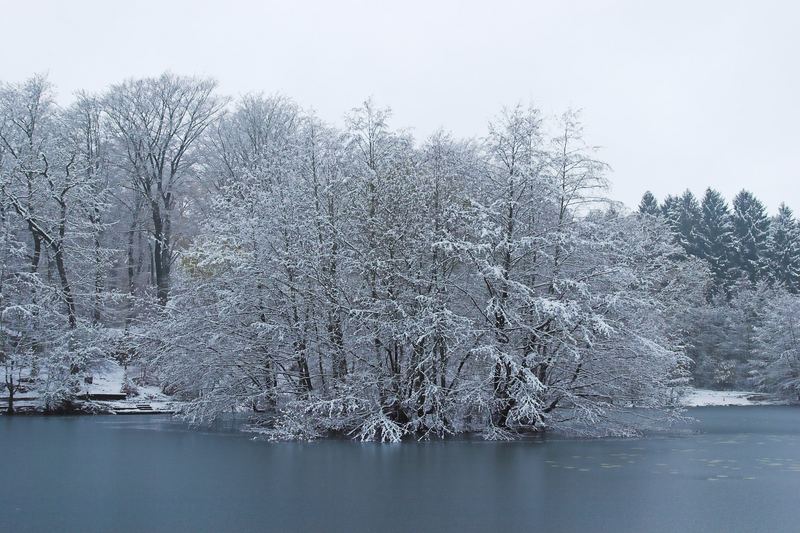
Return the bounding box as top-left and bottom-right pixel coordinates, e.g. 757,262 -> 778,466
751,292 -> 800,399
732,190 -> 771,284
0,76 -> 117,412
697,188 -> 736,296
638,191 -> 660,216
105,74 -> 225,306
767,204 -> 800,292
0,72 -> 741,435
663,190 -> 701,258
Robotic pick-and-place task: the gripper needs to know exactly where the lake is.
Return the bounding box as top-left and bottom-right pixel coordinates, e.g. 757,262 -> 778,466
2,407 -> 800,532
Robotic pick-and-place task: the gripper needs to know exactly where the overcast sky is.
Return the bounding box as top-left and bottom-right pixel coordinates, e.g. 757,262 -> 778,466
1,0 -> 797,212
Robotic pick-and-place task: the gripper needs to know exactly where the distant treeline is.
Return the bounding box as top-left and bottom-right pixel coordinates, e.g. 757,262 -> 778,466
640,189 -> 800,393
639,189 -> 799,296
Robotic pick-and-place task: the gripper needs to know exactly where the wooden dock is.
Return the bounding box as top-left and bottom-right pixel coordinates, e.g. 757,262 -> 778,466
110,403 -> 175,415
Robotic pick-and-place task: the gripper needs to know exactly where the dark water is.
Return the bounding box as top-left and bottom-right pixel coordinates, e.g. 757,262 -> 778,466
2,408 -> 800,533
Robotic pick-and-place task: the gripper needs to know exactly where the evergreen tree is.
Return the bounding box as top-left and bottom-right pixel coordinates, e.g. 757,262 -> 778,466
663,190 -> 701,258
638,191 -> 660,216
732,190 -> 771,283
768,203 -> 800,292
697,188 -> 735,295
661,194 -> 678,217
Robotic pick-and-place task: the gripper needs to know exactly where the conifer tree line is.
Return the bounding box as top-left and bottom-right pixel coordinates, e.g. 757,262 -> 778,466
639,189 -> 800,295
0,72 -> 796,439
639,189 -> 800,394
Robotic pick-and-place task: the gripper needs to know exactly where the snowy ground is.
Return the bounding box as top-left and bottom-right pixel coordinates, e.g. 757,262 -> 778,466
83,360 -> 164,399
2,360 -> 177,414
82,360 -> 177,413
680,388 -> 783,407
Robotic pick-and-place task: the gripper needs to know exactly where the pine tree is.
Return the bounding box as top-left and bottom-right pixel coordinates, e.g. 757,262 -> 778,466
768,203 -> 800,292
732,190 -> 771,283
697,188 -> 735,295
663,190 -> 701,258
638,191 -> 660,216
661,194 -> 678,217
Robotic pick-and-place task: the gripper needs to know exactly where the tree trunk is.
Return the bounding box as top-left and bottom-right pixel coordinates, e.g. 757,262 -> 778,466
126,217 -> 136,328
31,234 -> 41,273
5,381 -> 14,415
93,230 -> 102,324
151,201 -> 171,306
53,245 -> 77,330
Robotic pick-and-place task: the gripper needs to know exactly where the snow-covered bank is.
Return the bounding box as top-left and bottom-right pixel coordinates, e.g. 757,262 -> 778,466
680,388 -> 784,407
1,360 -> 178,415
81,360 -> 177,414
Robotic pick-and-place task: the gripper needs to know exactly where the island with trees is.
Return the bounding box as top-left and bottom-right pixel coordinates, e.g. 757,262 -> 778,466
2,74 -> 798,441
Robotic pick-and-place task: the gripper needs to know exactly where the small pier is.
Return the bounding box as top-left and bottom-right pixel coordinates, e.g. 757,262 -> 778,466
110,403 -> 175,415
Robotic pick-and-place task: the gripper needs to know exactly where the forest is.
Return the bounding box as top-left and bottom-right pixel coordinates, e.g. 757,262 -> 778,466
1,73 -> 798,441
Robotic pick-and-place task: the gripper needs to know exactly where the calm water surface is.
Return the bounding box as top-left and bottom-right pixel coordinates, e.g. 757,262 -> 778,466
2,407 -> 800,532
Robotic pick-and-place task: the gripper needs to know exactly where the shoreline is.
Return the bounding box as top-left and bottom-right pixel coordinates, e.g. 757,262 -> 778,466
2,387 -> 790,419
678,388 -> 786,407
0,398 -> 179,416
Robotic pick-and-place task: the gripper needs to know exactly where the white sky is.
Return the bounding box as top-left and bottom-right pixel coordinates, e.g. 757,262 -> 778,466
2,0 -> 798,212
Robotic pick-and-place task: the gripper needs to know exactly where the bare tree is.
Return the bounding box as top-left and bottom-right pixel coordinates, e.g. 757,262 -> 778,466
105,74 -> 225,305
